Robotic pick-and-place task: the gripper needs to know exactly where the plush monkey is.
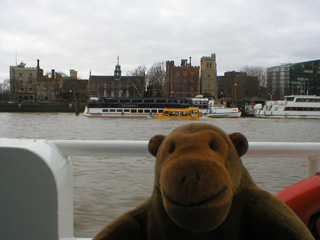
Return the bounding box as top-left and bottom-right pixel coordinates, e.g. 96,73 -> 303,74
94,123 -> 314,240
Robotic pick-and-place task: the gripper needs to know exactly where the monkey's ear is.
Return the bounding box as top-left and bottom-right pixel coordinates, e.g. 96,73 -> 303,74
228,133 -> 248,157
148,135 -> 166,157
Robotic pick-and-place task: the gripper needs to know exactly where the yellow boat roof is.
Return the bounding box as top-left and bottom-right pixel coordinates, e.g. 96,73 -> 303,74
163,107 -> 199,112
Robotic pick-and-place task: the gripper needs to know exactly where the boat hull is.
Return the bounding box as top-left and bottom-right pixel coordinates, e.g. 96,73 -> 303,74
206,112 -> 242,118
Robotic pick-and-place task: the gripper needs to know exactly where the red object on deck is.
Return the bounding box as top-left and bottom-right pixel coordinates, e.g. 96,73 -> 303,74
275,174 -> 320,239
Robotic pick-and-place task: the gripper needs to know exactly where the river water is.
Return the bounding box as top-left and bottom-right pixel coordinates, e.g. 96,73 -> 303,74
1,112 -> 320,237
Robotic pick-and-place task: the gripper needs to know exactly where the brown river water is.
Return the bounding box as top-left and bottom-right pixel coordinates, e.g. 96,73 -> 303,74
1,112 -> 320,237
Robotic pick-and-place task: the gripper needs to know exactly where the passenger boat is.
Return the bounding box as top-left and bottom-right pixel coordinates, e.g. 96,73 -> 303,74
0,139 -> 320,239
148,107 -> 200,120
84,97 -> 192,118
254,95 -> 320,119
206,100 -> 242,118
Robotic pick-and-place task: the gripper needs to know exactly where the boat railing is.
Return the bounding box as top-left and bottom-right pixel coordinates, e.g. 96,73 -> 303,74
1,139 -> 320,240
52,140 -> 320,177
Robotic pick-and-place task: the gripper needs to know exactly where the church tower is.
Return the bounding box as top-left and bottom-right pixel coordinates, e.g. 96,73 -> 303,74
114,56 -> 121,80
200,53 -> 217,97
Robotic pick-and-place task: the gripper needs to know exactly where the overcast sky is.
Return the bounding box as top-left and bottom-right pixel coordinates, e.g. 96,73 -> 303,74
1,0 -> 319,82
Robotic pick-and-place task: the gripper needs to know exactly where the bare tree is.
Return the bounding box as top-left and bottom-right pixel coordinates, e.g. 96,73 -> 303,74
240,65 -> 267,87
0,79 -> 10,101
127,65 -> 147,97
146,62 -> 166,97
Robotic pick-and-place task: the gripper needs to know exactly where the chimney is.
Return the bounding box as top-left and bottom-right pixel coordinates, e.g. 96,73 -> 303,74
51,69 -> 55,79
37,59 -> 40,79
189,56 -> 192,66
181,59 -> 188,67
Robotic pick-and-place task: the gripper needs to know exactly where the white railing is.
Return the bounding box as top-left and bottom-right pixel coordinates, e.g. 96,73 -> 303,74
51,140 -> 320,178
1,139 -> 320,240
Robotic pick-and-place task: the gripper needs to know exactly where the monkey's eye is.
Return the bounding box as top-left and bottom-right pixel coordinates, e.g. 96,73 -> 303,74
209,141 -> 218,151
169,143 -> 176,153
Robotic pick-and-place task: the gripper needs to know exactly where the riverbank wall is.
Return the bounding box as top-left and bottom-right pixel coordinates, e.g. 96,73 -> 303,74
0,102 -> 86,113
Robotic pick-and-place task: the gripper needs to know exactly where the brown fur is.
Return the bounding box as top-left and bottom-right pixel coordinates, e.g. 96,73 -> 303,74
94,123 -> 314,240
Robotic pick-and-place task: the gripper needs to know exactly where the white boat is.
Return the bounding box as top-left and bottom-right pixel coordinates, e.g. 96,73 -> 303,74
254,95 -> 320,119
84,97 -> 192,118
206,100 -> 242,118
1,138 -> 319,239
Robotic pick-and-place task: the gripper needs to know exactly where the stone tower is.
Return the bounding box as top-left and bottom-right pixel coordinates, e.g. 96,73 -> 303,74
200,53 -> 217,97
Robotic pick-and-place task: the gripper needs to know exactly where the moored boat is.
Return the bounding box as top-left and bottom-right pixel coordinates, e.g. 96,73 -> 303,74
148,107 -> 200,120
84,97 -> 192,118
254,95 -> 320,119
206,100 -> 242,118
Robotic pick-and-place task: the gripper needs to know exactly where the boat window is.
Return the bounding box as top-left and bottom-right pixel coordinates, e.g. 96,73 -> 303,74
159,110 -> 163,113
286,97 -> 294,101
156,100 -> 167,103
168,100 -> 178,103
120,99 -> 130,103
131,109 -> 137,113
124,109 -> 130,112
102,109 -> 109,112
138,109 -> 143,113
152,109 -> 157,113
132,99 -> 143,103
108,99 -> 119,103
110,109 -> 116,112
144,100 -> 154,103
116,109 -> 123,112
145,109 -> 150,113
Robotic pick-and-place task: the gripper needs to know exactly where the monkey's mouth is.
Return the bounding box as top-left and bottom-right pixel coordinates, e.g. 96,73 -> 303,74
163,186 -> 228,207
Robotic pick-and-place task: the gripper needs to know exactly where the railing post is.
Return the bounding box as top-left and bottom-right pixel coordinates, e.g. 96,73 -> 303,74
307,155 -> 320,178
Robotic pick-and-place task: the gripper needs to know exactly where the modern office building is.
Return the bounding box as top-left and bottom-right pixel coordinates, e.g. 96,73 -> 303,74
267,59 -> 320,99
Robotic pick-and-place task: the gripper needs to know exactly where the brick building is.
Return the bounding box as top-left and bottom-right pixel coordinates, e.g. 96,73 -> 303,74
217,71 -> 259,102
10,59 -> 89,102
165,59 -> 200,98
9,59 -> 56,102
88,58 -> 145,98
